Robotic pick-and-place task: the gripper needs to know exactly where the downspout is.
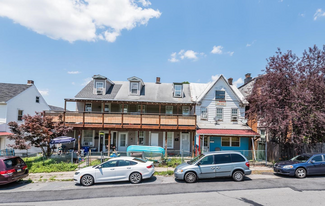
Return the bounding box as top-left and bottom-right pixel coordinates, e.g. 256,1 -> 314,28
252,136 -> 256,161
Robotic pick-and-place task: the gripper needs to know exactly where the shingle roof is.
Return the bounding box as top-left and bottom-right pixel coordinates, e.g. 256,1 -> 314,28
74,80 -> 193,104
48,105 -> 66,112
0,83 -> 32,103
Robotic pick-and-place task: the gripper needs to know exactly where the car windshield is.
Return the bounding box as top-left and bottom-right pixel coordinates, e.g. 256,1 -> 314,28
187,154 -> 205,165
290,155 -> 311,163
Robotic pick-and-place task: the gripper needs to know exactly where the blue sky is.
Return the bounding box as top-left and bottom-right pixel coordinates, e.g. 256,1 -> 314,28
0,0 -> 325,110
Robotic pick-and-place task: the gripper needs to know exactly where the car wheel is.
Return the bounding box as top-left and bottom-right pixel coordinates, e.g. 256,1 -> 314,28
184,172 -> 197,183
295,168 -> 307,178
81,174 -> 94,186
129,172 -> 142,184
232,170 -> 244,182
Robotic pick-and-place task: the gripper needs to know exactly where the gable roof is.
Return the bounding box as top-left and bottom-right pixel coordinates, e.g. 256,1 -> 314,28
0,83 -> 32,103
194,75 -> 248,104
238,78 -> 256,98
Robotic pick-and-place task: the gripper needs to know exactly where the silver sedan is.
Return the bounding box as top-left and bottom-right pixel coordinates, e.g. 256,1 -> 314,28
74,157 -> 155,186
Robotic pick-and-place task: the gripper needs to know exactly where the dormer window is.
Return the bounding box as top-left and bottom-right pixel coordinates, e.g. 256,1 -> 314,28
174,84 -> 183,98
96,82 -> 104,88
131,82 -> 139,94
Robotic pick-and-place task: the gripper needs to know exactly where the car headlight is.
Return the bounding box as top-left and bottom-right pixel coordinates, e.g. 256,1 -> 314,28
283,165 -> 293,169
75,172 -> 80,175
177,169 -> 183,173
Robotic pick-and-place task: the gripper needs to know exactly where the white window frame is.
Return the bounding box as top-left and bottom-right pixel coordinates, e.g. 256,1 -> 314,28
200,107 -> 208,120
96,82 -> 104,88
163,132 -> 174,149
120,104 -> 128,113
138,105 -> 146,113
215,90 -> 225,100
17,110 -> 23,121
174,84 -> 183,97
259,129 -> 266,140
36,96 -> 40,103
166,106 -> 173,115
221,137 -> 240,147
138,131 -> 145,145
216,108 -> 223,121
103,103 -> 111,113
82,130 -> 95,146
85,103 -> 92,112
231,108 -> 238,122
131,82 -> 139,94
182,106 -> 190,116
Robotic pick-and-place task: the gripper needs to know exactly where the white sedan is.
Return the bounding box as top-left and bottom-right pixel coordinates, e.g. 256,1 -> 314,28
74,157 -> 154,186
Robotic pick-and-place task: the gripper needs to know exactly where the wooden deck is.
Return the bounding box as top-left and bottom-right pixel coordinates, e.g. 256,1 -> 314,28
46,112 -> 196,131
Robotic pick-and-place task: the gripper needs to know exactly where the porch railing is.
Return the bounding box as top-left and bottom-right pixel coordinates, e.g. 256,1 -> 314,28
45,112 -> 196,130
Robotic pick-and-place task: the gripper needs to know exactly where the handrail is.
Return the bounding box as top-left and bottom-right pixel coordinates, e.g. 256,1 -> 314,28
46,111 -> 195,117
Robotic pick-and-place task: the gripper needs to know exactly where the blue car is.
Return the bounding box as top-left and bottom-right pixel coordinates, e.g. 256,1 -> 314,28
274,153 -> 325,178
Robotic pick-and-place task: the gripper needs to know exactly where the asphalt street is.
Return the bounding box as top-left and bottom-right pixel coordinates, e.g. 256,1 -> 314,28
1,174 -> 325,205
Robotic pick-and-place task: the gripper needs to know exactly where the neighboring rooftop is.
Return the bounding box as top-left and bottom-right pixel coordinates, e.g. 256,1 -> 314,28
0,83 -> 32,103
48,105 -> 67,112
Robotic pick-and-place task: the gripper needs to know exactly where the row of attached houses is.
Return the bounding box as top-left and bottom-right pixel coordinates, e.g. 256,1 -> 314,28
45,74 -> 260,157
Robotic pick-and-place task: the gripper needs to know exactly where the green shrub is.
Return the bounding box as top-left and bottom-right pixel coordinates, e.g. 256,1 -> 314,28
166,158 -> 183,168
23,157 -> 78,173
154,171 -> 174,176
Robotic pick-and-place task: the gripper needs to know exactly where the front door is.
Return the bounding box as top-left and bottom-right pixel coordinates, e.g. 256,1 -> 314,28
197,155 -> 216,179
151,133 -> 159,146
95,160 -> 118,182
181,133 -> 190,156
118,132 -> 128,151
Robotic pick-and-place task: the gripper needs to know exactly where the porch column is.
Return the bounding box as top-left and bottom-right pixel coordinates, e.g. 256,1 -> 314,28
108,131 -> 111,154
137,131 -> 140,145
192,132 -> 195,158
202,135 -> 205,152
102,133 -> 105,152
97,133 -> 101,152
78,130 -> 81,154
165,131 -> 167,158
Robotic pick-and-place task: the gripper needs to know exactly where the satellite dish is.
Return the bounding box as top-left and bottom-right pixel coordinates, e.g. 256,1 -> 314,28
241,119 -> 248,125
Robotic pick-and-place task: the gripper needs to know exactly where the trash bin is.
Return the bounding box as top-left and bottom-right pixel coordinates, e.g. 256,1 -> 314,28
82,146 -> 90,156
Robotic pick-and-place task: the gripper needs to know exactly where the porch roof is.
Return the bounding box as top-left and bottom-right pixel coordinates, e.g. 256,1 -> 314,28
196,129 -> 259,137
0,132 -> 13,136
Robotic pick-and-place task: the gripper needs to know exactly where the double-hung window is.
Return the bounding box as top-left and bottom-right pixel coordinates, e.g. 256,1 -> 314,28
96,82 -> 104,88
166,106 -> 173,115
120,105 -> 128,113
18,110 -> 23,121
215,91 -> 225,100
137,105 -> 146,113
36,96 -> 40,103
85,103 -> 92,112
104,104 -> 110,112
201,107 -> 208,120
216,108 -> 223,121
182,106 -> 190,115
83,130 -> 94,146
131,82 -> 138,94
231,108 -> 238,122
174,85 -> 182,97
221,137 -> 240,147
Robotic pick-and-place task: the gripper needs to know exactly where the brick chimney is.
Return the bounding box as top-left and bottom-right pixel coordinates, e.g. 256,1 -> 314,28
244,73 -> 252,84
228,78 -> 233,85
156,77 -> 161,84
27,80 -> 34,85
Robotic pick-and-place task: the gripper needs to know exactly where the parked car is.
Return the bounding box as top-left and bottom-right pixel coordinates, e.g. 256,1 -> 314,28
174,151 -> 251,183
74,157 -> 154,186
0,156 -> 29,186
274,153 -> 325,178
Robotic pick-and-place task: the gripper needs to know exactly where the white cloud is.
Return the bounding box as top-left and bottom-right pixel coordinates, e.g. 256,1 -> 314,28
0,0 -> 161,43
246,40 -> 256,47
68,71 -> 80,74
227,51 -> 234,56
233,78 -> 244,87
168,49 -> 202,62
300,13 -> 305,17
314,9 -> 325,20
72,82 -> 76,85
211,46 -> 223,54
211,74 -> 220,81
39,89 -> 49,96
81,78 -> 92,86
168,52 -> 179,62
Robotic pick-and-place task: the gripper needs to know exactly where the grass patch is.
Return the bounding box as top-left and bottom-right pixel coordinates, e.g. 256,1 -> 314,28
23,157 -> 78,173
60,179 -> 74,181
154,171 -> 174,176
49,176 -> 57,181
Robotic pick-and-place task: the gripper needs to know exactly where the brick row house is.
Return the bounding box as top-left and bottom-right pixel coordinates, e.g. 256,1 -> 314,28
47,75 -> 196,156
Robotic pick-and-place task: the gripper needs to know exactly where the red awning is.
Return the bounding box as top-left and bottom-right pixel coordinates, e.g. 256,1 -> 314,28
197,129 -> 259,137
0,132 -> 12,136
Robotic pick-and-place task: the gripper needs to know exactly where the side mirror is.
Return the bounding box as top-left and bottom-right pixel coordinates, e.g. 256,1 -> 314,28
197,162 -> 201,166
311,160 -> 316,164
96,165 -> 102,169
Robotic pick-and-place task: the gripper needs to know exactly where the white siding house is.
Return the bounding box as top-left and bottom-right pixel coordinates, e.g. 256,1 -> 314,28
0,80 -> 50,153
190,75 -> 259,154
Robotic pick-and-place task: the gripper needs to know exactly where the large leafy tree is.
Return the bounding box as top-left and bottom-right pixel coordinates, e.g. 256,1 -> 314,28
7,112 -> 72,157
247,45 -> 325,157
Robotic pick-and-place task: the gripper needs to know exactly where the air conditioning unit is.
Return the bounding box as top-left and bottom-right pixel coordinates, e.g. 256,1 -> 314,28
231,116 -> 238,122
241,119 -> 248,125
97,88 -> 104,95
